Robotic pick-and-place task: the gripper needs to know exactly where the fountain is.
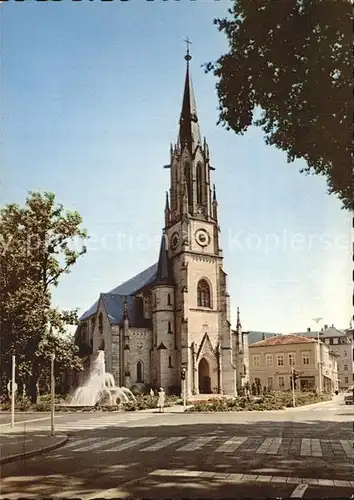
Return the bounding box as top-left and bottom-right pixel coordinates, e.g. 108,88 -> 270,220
68,350 -> 136,408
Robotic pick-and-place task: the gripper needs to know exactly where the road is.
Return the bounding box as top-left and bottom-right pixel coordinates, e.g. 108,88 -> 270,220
0,396 -> 353,499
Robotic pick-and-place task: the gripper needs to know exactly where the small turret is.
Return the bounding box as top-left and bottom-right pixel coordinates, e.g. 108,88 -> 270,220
164,191 -> 170,228
212,184 -> 218,221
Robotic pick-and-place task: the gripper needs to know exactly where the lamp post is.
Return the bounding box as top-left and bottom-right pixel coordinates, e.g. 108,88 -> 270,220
291,367 -> 296,408
11,355 -> 16,428
50,354 -> 55,436
312,317 -> 323,394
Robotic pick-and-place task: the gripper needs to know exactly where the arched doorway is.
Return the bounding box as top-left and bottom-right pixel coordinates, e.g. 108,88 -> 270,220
198,358 -> 211,394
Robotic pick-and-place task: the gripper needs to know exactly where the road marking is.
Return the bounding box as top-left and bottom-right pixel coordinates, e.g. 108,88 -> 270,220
311,439 -> 322,457
75,437 -> 126,452
63,437 -> 102,449
266,437 -> 282,454
290,483 -> 308,498
300,438 -> 311,456
340,440 -> 354,458
176,436 -> 216,452
141,436 -> 184,451
111,437 -> 153,451
148,469 -> 353,489
215,436 -> 247,453
256,437 -> 273,454
84,475 -> 146,500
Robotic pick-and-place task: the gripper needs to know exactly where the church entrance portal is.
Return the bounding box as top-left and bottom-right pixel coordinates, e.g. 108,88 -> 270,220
198,358 -> 212,394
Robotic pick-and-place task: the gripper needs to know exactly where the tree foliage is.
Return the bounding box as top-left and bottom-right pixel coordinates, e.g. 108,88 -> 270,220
206,0 -> 352,210
0,192 -> 87,401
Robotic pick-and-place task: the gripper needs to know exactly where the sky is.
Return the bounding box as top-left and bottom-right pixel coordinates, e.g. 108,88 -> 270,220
1,1 -> 352,333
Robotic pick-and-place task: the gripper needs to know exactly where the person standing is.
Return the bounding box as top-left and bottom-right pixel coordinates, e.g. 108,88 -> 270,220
157,387 -> 165,413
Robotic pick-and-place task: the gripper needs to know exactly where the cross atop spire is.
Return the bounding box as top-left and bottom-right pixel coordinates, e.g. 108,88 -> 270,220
184,37 -> 192,63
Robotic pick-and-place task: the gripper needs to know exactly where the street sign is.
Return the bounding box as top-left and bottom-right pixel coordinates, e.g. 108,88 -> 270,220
7,381 -> 18,392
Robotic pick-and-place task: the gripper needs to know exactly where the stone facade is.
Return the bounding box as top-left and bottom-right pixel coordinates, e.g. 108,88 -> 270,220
74,52 -> 247,398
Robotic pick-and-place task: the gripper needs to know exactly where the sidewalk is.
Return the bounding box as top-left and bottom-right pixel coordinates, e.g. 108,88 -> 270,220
0,431 -> 68,465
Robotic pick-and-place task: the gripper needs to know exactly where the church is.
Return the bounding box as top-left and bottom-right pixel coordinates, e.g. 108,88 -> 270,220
74,47 -> 249,398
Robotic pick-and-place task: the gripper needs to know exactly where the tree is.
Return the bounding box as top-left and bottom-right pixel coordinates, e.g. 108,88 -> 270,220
0,192 -> 87,402
206,0 -> 352,210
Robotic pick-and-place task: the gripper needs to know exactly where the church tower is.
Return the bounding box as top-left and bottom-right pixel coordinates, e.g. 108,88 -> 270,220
162,43 -> 237,397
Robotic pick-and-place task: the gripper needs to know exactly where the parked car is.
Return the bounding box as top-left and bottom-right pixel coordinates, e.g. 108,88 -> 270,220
344,387 -> 353,405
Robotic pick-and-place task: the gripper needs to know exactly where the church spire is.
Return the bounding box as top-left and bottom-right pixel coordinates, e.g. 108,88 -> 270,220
179,38 -> 201,154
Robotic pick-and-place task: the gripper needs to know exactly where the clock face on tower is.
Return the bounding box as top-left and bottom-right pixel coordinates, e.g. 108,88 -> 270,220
170,231 -> 180,251
195,228 -> 210,247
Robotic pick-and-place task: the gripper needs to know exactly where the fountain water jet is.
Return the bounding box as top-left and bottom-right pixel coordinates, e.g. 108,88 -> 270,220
70,350 -> 136,406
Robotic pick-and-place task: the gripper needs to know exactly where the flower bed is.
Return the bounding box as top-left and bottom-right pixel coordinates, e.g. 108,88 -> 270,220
186,392 -> 331,412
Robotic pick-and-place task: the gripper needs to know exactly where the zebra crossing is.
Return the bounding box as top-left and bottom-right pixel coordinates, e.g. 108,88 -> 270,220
57,434 -> 354,460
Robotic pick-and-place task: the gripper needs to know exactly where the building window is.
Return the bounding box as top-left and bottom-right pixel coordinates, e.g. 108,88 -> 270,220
267,377 -> 273,389
167,293 -> 171,306
137,361 -> 143,383
277,354 -> 284,367
344,364 -> 348,371
265,354 -> 273,367
302,352 -> 310,365
278,376 -> 285,389
168,321 -> 173,334
288,353 -> 296,366
252,355 -> 260,367
344,351 -> 347,357
99,339 -> 105,351
345,377 -> 349,384
196,163 -> 203,204
325,338 -> 330,344
98,313 -> 103,333
197,279 -> 211,308
333,338 -> 339,344
168,356 -> 173,368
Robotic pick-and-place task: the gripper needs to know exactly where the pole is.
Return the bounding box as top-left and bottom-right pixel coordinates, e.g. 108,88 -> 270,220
11,355 -> 15,428
291,367 -> 296,408
183,376 -> 187,411
317,332 -> 322,394
50,354 -> 55,436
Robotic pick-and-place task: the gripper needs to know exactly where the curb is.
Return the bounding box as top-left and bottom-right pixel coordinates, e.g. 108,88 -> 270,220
0,434 -> 69,465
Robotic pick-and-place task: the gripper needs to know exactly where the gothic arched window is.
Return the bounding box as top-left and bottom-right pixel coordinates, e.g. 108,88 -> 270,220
137,361 -> 143,383
197,279 -> 212,308
98,313 -> 103,333
196,163 -> 203,204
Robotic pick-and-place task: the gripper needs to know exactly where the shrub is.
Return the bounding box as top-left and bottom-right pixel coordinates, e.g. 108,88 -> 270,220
15,397 -> 32,412
186,391 -> 332,412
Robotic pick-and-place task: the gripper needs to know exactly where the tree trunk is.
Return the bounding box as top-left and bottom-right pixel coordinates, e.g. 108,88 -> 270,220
28,376 -> 38,403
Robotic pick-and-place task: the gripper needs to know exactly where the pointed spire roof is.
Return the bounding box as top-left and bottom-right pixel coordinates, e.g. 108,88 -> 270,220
154,234 -> 174,286
236,306 -> 242,330
179,42 -> 201,154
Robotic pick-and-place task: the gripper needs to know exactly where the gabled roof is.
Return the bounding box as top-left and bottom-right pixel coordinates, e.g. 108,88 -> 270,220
246,331 -> 283,345
79,263 -> 158,322
100,294 -> 150,328
109,263 -> 158,295
250,334 -> 317,348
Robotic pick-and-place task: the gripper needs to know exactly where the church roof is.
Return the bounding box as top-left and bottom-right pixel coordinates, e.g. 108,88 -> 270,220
101,294 -> 150,328
79,262 -> 158,323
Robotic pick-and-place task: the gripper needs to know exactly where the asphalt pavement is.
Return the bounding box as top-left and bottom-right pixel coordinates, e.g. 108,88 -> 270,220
0,396 -> 353,499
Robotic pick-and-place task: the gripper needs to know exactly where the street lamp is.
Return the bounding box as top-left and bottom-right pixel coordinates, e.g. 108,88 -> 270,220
312,317 -> 323,394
